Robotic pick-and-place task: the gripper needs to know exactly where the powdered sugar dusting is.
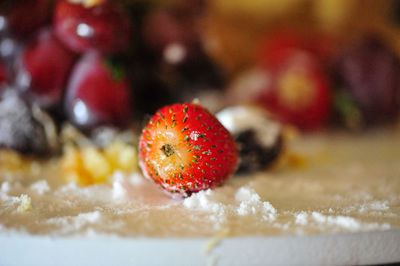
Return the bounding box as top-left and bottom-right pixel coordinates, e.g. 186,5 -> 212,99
310,212 -> 391,231
30,180 -> 50,195
235,187 -> 277,221
295,211 -> 308,225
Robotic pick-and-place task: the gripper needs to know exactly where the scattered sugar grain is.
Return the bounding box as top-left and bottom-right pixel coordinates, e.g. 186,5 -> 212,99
17,194 -> 32,213
112,172 -> 127,200
30,180 -> 50,195
1,181 -> 10,193
295,211 -> 308,225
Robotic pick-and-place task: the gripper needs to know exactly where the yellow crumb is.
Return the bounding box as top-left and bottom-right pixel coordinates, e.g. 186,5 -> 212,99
17,194 -> 32,213
61,141 -> 138,186
0,150 -> 38,174
204,228 -> 230,254
81,147 -> 112,183
276,150 -> 309,170
104,140 -> 138,172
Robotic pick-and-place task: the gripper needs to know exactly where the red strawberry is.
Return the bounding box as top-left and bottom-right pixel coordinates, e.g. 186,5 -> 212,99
257,30 -> 335,68
259,50 -> 332,130
139,103 -> 238,197
16,27 -> 76,108
65,52 -> 132,131
54,0 -> 132,54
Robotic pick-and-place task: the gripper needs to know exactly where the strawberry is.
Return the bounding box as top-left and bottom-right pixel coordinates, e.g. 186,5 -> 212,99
64,52 -> 132,131
139,103 -> 238,197
258,50 -> 332,130
54,0 -> 132,54
257,30 -> 335,68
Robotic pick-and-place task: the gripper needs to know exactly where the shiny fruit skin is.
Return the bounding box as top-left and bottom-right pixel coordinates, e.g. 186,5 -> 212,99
65,52 -> 132,131
16,27 -> 76,108
139,103 -> 238,197
54,0 -> 131,54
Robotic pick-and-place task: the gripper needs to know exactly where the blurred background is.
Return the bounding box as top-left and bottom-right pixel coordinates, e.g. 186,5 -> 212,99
0,0 -> 400,135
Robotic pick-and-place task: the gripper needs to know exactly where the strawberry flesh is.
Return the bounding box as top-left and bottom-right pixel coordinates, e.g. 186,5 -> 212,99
139,103 -> 238,197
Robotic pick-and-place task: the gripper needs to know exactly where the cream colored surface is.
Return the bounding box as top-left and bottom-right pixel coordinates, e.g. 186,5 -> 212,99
0,131 -> 399,237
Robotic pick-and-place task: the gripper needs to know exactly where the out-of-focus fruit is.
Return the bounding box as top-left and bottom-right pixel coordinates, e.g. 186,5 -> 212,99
65,52 -> 132,131
54,0 -> 132,54
333,88 -> 363,130
0,90 -> 51,155
0,59 -> 6,87
16,28 -> 76,108
143,9 -> 200,65
336,36 -> 400,125
258,31 -> 335,68
139,103 -> 238,197
258,49 -> 332,130
0,0 -> 53,39
217,106 -> 283,173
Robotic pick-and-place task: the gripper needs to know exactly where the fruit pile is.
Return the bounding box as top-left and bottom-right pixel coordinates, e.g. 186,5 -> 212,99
0,0 -> 227,148
0,0 -> 399,197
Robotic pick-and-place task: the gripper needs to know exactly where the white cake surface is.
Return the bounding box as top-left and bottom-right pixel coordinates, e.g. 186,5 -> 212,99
1,130 -> 399,239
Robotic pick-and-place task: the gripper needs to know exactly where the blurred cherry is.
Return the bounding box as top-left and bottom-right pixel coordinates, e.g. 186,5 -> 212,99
0,0 -> 53,39
54,0 -> 132,54
142,9 -> 200,65
65,52 -> 132,131
15,27 -> 76,108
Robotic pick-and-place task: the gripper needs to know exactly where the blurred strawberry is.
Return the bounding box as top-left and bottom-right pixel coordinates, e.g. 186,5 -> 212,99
0,0 -> 53,39
258,50 -> 332,130
15,27 -> 76,108
54,0 -> 132,54
336,36 -> 400,126
65,52 -> 132,131
258,30 -> 335,68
